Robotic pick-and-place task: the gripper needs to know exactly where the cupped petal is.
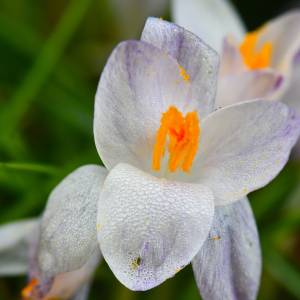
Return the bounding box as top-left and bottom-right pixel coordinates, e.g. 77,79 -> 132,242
193,100 -> 300,205
216,70 -> 284,107
0,219 -> 39,275
97,163 -> 214,291
38,165 -> 107,277
259,10 -> 300,72
141,17 -> 219,117
172,0 -> 246,53
94,40 -> 215,172
192,197 -> 261,300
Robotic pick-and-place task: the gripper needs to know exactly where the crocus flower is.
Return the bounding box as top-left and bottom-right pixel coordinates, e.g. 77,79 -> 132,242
1,18 -> 300,300
172,0 -> 300,152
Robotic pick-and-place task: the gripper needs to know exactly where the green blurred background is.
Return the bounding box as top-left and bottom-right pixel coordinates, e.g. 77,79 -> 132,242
0,0 -> 299,299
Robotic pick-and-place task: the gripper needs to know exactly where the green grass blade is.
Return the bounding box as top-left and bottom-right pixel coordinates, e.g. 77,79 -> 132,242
264,247 -> 300,298
0,162 -> 58,175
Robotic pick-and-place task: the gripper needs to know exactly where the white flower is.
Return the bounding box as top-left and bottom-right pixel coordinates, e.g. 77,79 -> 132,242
172,1 -> 300,299
172,0 -> 300,124
1,17 -> 299,300
93,17 -> 299,291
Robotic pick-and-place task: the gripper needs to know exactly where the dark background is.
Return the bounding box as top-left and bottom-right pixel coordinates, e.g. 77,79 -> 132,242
0,0 -> 299,299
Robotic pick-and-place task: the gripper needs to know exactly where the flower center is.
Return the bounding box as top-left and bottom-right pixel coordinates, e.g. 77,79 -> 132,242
152,106 -> 200,173
239,28 -> 273,70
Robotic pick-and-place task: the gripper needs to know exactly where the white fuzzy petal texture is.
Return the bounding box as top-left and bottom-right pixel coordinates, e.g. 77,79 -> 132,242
193,100 -> 300,205
94,40 -> 215,172
141,17 -> 219,118
0,219 -> 39,275
38,165 -> 107,277
193,197 -> 261,300
97,163 -> 214,291
172,0 -> 245,53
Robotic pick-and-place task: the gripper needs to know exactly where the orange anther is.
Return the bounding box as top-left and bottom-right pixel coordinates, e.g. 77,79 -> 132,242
152,106 -> 200,172
21,278 -> 39,300
239,29 -> 272,70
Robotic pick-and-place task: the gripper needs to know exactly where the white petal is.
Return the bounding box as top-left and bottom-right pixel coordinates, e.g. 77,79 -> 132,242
219,36 -> 244,77
141,17 -> 219,117
259,11 -> 300,72
216,70 -> 284,107
97,163 -> 214,291
172,0 -> 246,53
193,100 -> 300,205
38,165 -> 107,277
44,251 -> 101,300
280,50 -> 300,113
193,197 -> 261,300
94,40 -> 215,172
0,219 -> 38,275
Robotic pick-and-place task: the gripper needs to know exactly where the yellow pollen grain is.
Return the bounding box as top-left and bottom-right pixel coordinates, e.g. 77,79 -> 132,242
152,106 -> 200,173
179,65 -> 190,82
131,257 -> 141,270
211,236 -> 221,241
239,28 -> 272,70
96,223 -> 101,231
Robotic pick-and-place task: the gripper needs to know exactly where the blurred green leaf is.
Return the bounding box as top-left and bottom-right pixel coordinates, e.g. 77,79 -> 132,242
0,0 -> 93,154
263,246 -> 300,299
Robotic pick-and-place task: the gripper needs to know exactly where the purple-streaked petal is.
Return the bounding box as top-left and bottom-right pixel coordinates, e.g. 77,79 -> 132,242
192,197 -> 261,300
172,0 -> 246,53
0,219 -> 39,276
216,70 -> 284,107
38,165 -> 107,277
94,40 -> 216,172
141,17 -> 219,117
193,100 -> 300,205
97,163 -> 214,291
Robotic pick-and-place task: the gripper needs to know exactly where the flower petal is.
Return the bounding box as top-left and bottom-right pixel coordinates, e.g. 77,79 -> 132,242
94,40 -> 215,172
259,11 -> 300,72
38,165 -> 107,277
216,70 -> 284,107
141,17 -> 219,117
172,0 -> 246,53
97,163 -> 214,291
192,197 -> 261,300
193,100 -> 300,205
44,251 -> 101,300
0,219 -> 39,275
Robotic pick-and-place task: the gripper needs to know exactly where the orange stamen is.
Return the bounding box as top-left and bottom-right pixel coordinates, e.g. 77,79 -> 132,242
152,106 -> 200,172
239,29 -> 272,70
21,278 -> 39,300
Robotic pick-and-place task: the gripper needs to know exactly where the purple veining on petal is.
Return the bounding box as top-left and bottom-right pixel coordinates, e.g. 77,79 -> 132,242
274,75 -> 284,90
293,48 -> 300,65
